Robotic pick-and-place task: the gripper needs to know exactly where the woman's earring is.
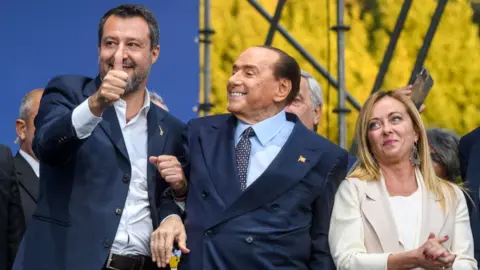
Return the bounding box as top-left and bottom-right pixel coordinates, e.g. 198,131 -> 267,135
410,142 -> 421,166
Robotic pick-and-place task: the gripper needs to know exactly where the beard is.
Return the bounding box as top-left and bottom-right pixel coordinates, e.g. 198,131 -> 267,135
100,59 -> 150,95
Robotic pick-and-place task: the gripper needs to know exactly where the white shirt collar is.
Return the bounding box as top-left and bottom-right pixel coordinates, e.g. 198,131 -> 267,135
19,149 -> 39,177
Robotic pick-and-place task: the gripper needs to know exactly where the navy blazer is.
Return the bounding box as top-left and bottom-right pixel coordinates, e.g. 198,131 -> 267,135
13,75 -> 184,270
459,126 -> 480,264
178,113 -> 348,270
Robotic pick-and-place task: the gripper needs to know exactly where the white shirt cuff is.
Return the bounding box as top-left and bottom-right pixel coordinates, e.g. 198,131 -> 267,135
72,98 -> 103,139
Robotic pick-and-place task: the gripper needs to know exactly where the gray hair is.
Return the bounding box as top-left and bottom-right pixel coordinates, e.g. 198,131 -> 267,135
16,89 -> 43,144
149,91 -> 169,111
301,70 -> 323,108
426,128 -> 460,181
18,89 -> 42,120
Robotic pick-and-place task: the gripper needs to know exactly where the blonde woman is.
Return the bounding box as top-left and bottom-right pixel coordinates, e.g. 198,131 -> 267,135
329,91 -> 476,269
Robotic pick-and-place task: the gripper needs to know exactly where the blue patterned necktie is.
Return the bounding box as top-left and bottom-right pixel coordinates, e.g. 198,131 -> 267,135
236,127 -> 255,191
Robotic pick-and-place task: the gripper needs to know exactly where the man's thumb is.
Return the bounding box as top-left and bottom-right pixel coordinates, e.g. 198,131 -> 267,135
177,233 -> 190,254
113,52 -> 123,70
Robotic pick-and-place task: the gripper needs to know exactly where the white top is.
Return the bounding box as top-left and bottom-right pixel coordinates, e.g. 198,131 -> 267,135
388,187 -> 422,251
72,91 -> 153,256
19,149 -> 39,177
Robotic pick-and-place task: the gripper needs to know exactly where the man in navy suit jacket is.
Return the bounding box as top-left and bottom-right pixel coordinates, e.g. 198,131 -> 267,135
13,5 -> 184,270
151,46 -> 349,269
459,126 -> 480,265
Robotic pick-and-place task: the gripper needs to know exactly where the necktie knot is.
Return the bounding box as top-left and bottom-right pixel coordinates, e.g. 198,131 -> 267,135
242,127 -> 255,139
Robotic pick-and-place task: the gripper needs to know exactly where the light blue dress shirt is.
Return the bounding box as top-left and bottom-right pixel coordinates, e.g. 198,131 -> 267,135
234,110 -> 295,187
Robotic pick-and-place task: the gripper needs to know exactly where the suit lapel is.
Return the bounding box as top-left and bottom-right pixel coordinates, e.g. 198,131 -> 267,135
199,115 -> 241,208
82,76 -> 130,162
210,118 -> 323,227
362,178 -> 404,253
98,107 -> 130,161
146,106 -> 166,194
417,169 -> 447,242
14,153 -> 39,202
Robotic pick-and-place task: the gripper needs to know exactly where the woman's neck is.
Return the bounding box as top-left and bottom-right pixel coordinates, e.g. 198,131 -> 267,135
379,159 -> 418,196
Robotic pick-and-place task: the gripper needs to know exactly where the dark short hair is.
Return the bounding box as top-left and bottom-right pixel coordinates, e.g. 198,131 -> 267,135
256,46 -> 301,104
98,4 -> 159,50
427,128 -> 460,182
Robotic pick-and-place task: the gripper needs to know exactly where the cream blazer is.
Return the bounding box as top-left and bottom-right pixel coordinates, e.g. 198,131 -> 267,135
328,169 -> 477,270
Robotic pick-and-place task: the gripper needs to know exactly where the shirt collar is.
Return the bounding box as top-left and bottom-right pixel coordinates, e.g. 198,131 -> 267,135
235,110 -> 288,146
19,149 -> 39,177
114,88 -> 151,116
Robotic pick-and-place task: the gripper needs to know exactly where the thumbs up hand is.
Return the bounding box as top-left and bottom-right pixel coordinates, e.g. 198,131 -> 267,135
88,52 -> 129,116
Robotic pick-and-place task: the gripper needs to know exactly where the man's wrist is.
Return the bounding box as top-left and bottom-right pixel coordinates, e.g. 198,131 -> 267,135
171,181 -> 188,201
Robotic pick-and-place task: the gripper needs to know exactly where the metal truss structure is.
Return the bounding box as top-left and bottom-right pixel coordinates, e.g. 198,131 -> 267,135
197,0 -> 447,150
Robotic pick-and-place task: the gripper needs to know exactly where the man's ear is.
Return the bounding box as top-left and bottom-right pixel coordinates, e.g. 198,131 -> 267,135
15,119 -> 26,141
273,78 -> 291,103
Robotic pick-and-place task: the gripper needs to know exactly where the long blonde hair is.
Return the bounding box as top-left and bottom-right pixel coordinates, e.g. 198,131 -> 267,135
349,91 -> 456,211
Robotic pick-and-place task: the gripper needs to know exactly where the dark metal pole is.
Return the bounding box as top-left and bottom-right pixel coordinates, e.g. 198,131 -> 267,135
370,0 -> 413,93
350,0 -> 412,155
332,0 -> 350,148
408,0 -> 447,84
264,0 -> 287,46
197,0 -> 215,116
248,0 -> 361,111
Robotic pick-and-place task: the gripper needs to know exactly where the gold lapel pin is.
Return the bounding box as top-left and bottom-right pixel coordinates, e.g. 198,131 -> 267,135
298,155 -> 306,163
159,126 -> 164,136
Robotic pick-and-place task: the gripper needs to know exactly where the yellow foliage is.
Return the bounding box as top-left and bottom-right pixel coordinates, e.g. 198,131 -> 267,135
201,0 -> 480,146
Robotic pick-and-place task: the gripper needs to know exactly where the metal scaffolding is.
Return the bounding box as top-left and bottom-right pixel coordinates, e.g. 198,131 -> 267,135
199,0 -> 447,150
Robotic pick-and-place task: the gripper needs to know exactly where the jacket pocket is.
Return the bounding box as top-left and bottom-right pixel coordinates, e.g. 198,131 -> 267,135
32,214 -> 71,227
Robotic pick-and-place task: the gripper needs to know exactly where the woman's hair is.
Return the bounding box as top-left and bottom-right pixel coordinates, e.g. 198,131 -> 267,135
349,91 -> 456,211
427,128 -> 460,182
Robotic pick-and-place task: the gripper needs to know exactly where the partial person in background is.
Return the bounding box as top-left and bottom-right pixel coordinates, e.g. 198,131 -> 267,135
427,128 -> 460,182
460,125 -> 480,265
0,144 -> 25,270
286,70 -> 357,169
329,90 -> 476,269
14,88 -> 43,225
285,70 -> 322,132
150,91 -> 169,111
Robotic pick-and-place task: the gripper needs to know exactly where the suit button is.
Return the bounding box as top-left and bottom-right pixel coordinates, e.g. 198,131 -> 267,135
103,238 -> 111,248
271,203 -> 279,211
115,208 -> 122,215
123,174 -> 130,183
205,229 -> 213,237
245,236 -> 254,244
201,190 -> 209,199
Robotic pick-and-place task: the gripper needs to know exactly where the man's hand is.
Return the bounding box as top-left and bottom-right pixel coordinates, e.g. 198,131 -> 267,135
151,215 -> 190,268
393,84 -> 426,113
88,56 -> 128,116
149,155 -> 187,195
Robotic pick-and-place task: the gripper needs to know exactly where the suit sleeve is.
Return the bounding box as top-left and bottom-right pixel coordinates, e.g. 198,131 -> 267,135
33,76 -> 86,165
0,146 -> 26,269
8,178 -> 25,269
309,151 -> 348,269
156,119 -> 189,222
328,180 -> 391,270
450,187 -> 477,269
